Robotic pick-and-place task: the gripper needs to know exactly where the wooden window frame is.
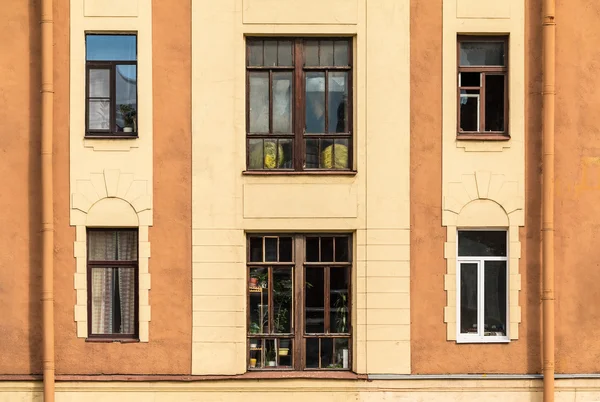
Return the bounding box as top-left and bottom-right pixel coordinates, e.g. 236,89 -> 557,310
86,228 -> 139,340
456,229 -> 509,344
245,38 -> 354,172
85,33 -> 138,139
246,234 -> 353,371
457,36 -> 509,140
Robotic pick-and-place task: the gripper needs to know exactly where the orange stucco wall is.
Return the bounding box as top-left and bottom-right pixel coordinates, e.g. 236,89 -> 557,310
410,0 -> 542,374
553,0 -> 600,374
0,0 -> 43,375
0,0 -> 192,375
53,0 -> 192,374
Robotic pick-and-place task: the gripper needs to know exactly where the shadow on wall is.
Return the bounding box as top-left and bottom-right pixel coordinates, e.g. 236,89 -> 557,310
29,0 -> 43,374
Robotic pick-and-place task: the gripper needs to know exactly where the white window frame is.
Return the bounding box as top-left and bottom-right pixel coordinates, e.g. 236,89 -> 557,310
456,229 -> 509,343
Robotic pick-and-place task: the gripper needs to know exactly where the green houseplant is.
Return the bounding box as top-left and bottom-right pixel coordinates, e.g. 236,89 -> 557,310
119,104 -> 136,132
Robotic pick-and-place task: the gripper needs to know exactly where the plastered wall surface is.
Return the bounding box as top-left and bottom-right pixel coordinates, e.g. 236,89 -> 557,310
0,0 -> 43,374
410,0 -> 539,374
6,378 -> 600,402
192,0 -> 411,375
55,0 -> 191,374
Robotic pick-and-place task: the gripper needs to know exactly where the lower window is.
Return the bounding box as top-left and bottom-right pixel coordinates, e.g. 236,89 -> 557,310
87,229 -> 139,339
457,230 -> 508,342
247,234 -> 352,370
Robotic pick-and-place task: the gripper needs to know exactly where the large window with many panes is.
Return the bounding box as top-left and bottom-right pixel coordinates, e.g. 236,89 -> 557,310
246,38 -> 353,171
247,234 -> 352,370
457,230 -> 508,342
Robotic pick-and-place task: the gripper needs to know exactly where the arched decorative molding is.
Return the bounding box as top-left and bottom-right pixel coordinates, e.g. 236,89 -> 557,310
71,169 -> 152,342
443,171 -> 523,341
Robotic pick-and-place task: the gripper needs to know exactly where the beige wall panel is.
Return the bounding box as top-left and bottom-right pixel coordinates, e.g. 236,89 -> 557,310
84,0 -> 138,17
456,0 -> 511,19
243,183 -> 358,219
242,0 -> 358,25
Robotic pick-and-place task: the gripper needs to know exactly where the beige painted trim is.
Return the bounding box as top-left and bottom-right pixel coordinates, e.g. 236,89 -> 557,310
72,170 -> 152,342
69,0 -> 153,341
443,171 -> 523,340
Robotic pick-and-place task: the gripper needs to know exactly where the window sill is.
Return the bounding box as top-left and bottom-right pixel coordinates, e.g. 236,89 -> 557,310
84,134 -> 139,139
242,371 -> 362,380
456,134 -> 510,141
243,170 -> 357,176
85,338 -> 140,343
456,337 -> 510,344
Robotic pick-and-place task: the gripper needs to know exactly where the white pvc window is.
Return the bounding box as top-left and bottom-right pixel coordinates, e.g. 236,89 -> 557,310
456,229 -> 509,343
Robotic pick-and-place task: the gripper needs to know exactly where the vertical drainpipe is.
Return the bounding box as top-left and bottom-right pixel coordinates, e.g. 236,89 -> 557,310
41,0 -> 55,399
542,0 -> 556,400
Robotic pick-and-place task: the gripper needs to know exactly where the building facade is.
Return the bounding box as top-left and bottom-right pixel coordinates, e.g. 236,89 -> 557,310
0,0 -> 597,400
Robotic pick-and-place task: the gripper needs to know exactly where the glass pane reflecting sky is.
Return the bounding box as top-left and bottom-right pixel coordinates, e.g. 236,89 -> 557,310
86,35 -> 137,61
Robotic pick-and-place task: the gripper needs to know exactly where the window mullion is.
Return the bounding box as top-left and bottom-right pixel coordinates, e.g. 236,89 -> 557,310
479,259 -> 485,338
294,236 -> 304,370
324,266 -> 330,333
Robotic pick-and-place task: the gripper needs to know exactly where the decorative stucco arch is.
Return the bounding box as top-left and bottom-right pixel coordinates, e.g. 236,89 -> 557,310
71,169 -> 152,342
443,171 -> 523,340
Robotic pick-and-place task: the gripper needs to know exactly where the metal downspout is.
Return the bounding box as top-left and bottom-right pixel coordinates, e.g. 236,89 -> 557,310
542,0 -> 556,400
41,0 -> 55,399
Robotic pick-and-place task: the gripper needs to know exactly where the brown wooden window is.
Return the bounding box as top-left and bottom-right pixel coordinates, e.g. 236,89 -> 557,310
457,36 -> 508,138
87,229 -> 138,340
247,234 -> 352,370
85,34 -> 138,138
246,38 -> 353,171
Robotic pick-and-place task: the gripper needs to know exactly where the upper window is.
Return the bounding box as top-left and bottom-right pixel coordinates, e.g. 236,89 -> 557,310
87,229 -> 138,339
457,36 -> 508,138
246,38 -> 353,172
457,230 -> 508,342
247,234 -> 352,370
85,34 -> 138,137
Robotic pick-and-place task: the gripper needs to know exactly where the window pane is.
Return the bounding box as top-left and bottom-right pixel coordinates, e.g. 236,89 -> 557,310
249,237 -> 263,262
335,237 -> 349,262
459,41 -> 505,66
321,139 -> 349,169
279,237 -> 293,262
277,41 -> 293,66
249,338 -> 263,368
277,338 -> 293,368
321,337 -> 333,367
334,338 -> 350,369
305,267 -> 324,333
328,72 -> 348,133
306,338 -> 319,368
90,267 -> 135,335
89,69 -> 110,97
264,339 -> 277,367
273,268 -> 293,333
330,267 -> 349,333
279,139 -> 293,169
321,237 -> 334,262
86,34 -> 136,61
248,40 -> 263,66
459,72 -> 480,87
272,72 -> 292,133
249,72 -> 269,133
459,90 -> 479,131
485,75 -> 505,132
88,100 -> 110,130
334,40 -> 349,66
265,237 -> 277,261
89,230 -> 138,261
264,40 -> 277,67
320,40 -> 334,66
263,139 -> 282,169
305,139 -> 320,168
248,138 -> 264,169
305,72 -> 325,133
458,231 -> 507,257
306,237 -> 320,262
460,262 -> 478,334
305,41 -> 319,66
116,65 -> 137,132
484,261 -> 507,336
249,267 -> 268,334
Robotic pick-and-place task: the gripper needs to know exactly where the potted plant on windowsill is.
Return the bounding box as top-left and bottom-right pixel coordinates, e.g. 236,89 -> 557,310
265,348 -> 277,367
119,104 -> 136,133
